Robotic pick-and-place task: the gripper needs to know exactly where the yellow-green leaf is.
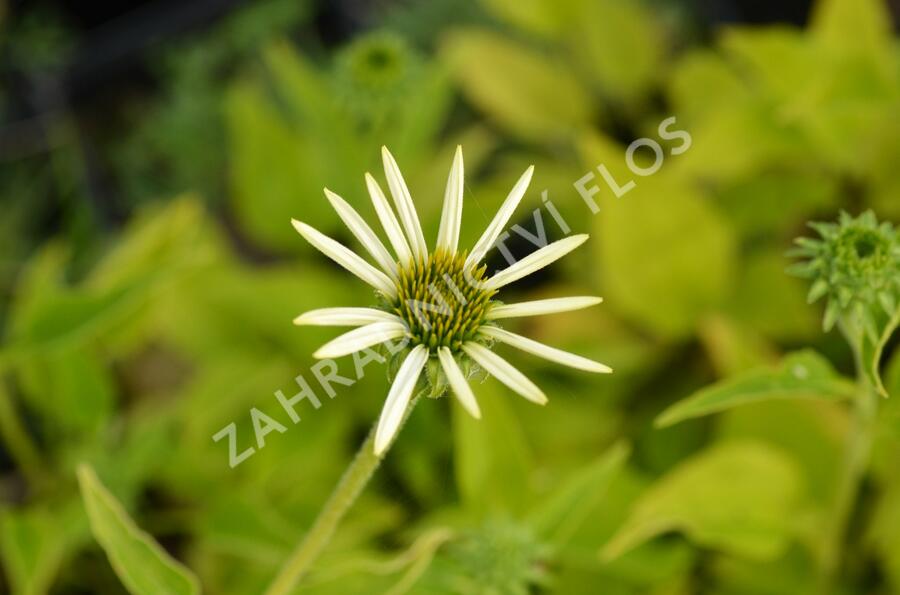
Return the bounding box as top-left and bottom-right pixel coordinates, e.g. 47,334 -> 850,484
440,28 -> 592,142
603,442 -> 801,561
225,77 -> 327,253
527,441 -> 630,546
811,0 -> 893,56
0,506 -> 76,595
478,0 -> 565,37
452,383 -> 533,515
586,161 -> 736,337
77,465 -> 201,595
565,0 -> 665,104
656,350 -> 857,428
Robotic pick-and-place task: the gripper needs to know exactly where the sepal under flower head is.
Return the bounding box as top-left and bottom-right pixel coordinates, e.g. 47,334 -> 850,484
789,210 -> 900,336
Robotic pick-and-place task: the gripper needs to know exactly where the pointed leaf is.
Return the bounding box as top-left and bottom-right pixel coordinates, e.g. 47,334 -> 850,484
0,504 -> 82,595
452,384 -> 533,514
656,350 -> 856,428
441,28 -> 592,142
603,442 -> 801,561
527,441 -> 629,547
77,465 -> 201,595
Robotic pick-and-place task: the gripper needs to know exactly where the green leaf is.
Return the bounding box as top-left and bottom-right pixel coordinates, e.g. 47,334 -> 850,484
584,156 -> 737,337
477,0 -> 566,38
869,479 -> 900,592
87,197 -> 221,292
476,0 -> 664,105
0,505 -> 79,595
262,41 -> 365,200
1,199 -> 216,364
670,102 -> 808,183
603,441 -> 801,561
717,173 -> 838,238
527,441 -> 629,547
716,400 -> 847,511
263,40 -> 358,158
697,316 -> 777,378
877,351 -> 900,450
810,0 -> 893,56
0,376 -> 45,484
452,383 -> 533,515
711,548 -> 816,595
440,28 -> 592,142
225,77 -> 329,253
656,350 -> 856,428
18,347 -> 115,434
564,0 -> 665,104
3,284 -> 139,362
719,27 -> 819,107
666,49 -> 750,125
77,465 -> 201,595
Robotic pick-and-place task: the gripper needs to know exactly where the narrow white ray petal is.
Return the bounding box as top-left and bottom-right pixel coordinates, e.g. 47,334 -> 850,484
324,188 -> 398,280
313,321 -> 407,359
483,234 -> 589,291
480,326 -> 613,373
437,347 -> 481,419
293,307 -> 401,327
465,165 -> 534,269
292,219 -> 397,299
381,146 -> 428,261
374,345 -> 428,455
366,173 -> 413,264
462,342 -> 547,405
436,146 -> 464,253
487,296 -> 603,320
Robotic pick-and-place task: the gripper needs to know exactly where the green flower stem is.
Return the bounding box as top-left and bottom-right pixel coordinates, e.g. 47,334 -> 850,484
264,393 -> 422,595
816,332 -> 880,594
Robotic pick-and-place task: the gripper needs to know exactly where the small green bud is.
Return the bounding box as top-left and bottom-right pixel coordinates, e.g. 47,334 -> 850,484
332,31 -> 421,122
791,210 -> 900,333
442,519 -> 550,594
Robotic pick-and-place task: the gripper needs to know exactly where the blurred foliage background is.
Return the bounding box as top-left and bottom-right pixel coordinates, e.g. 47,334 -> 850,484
1,0 -> 899,593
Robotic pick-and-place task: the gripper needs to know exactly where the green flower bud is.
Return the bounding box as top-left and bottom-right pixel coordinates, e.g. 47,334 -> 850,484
789,210 -> 900,336
443,520 -> 550,594
332,32 -> 421,122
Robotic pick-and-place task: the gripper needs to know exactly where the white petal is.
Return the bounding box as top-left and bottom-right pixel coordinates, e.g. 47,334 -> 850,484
366,173 -> 413,265
437,347 -> 481,419
465,165 -> 534,269
480,326 -> 612,374
436,146 -> 464,253
374,345 -> 428,455
314,321 -> 407,359
324,188 -> 398,280
487,296 -> 603,320
382,146 -> 428,261
484,234 -> 588,291
462,342 -> 547,405
294,308 -> 401,327
292,219 -> 397,299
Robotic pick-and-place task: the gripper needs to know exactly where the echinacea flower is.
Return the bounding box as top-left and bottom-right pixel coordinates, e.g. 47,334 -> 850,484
292,146 -> 611,455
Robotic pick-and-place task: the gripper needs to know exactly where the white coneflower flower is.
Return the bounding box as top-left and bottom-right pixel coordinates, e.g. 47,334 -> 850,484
293,146 -> 612,455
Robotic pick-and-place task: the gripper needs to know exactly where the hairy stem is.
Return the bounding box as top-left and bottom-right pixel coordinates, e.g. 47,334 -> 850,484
816,334 -> 879,594
264,393 -> 422,595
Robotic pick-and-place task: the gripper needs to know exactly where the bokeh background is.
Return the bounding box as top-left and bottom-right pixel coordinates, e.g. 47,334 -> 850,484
1,0 -> 900,593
